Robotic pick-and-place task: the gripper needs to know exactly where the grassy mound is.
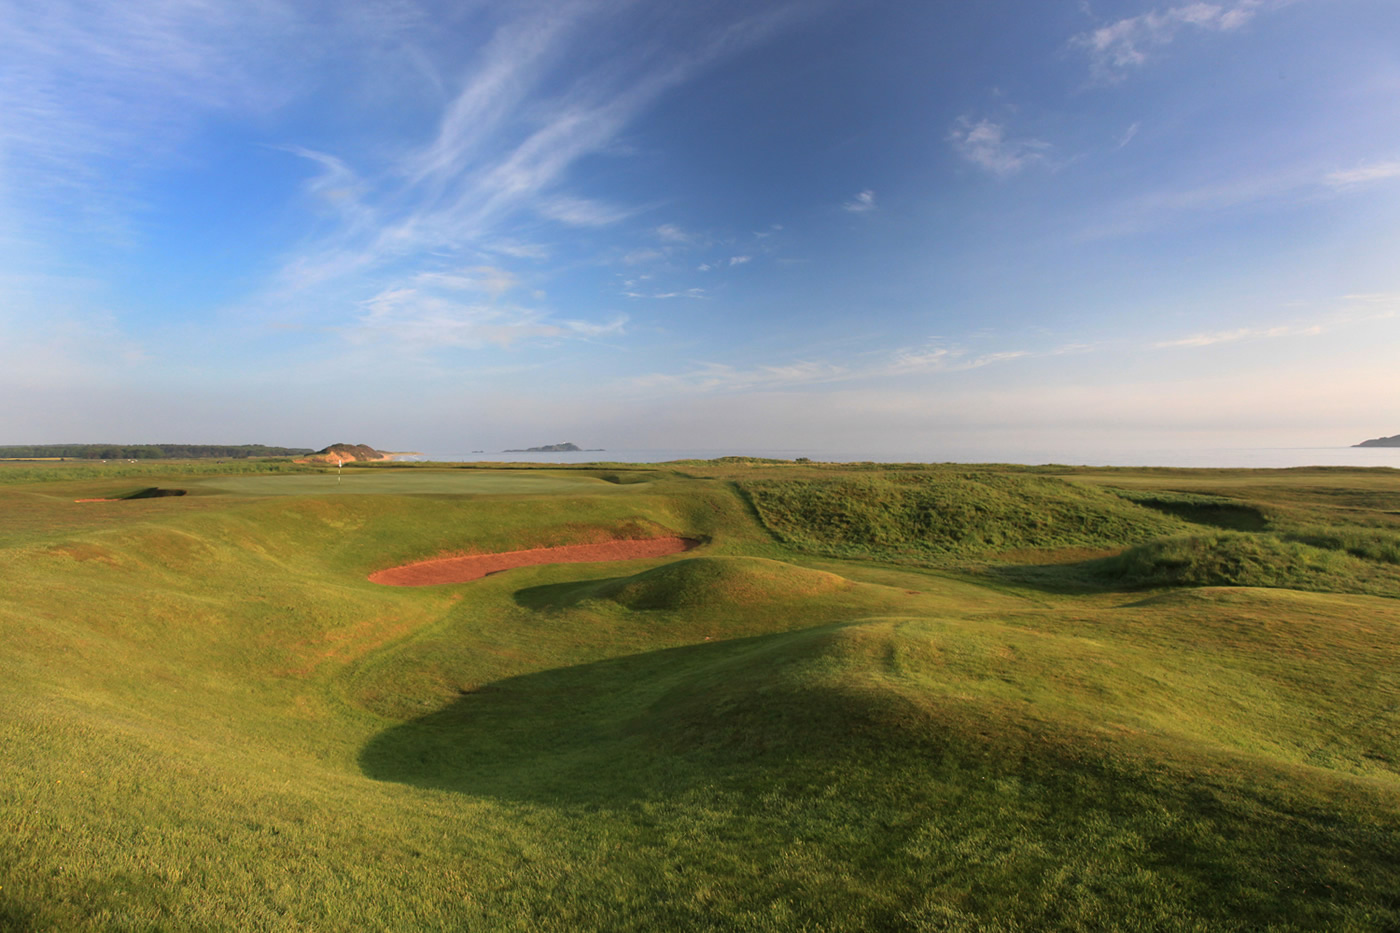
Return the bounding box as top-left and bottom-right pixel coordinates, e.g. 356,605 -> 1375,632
1283,526 -> 1400,564
567,556 -> 851,611
1097,532 -> 1400,597
744,471 -> 1186,562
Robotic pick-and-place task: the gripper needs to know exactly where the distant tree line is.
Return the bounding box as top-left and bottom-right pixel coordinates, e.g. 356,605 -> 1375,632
0,444 -> 314,460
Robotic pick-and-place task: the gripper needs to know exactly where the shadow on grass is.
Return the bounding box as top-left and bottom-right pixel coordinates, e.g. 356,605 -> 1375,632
357,630 -> 823,806
511,574 -> 631,610
357,620 -> 950,807
1132,498 -> 1269,531
354,619 -> 1400,928
977,557 -> 1117,595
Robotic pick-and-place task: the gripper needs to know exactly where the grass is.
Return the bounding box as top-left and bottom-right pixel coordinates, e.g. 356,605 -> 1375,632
1095,532 -> 1400,598
194,469 -> 618,497
2,460 -> 1399,929
742,470 -> 1189,562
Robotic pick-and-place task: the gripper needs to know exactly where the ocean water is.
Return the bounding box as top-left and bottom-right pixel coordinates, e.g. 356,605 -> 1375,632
401,446 -> 1400,469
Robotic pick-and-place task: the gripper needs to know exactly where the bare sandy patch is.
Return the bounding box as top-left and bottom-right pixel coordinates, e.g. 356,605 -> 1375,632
369,537 -> 700,587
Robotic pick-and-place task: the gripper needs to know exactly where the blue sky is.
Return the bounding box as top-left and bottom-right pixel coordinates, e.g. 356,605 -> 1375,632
2,0 -> 1398,457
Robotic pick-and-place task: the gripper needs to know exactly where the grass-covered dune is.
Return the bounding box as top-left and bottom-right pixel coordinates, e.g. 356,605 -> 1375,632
3,459 -> 1399,930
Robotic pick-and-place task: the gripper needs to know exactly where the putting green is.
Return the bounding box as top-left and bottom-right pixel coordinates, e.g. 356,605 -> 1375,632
194,469 -> 610,496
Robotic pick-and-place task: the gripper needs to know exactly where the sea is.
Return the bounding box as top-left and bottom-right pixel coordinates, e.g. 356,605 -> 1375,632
399,446 -> 1400,469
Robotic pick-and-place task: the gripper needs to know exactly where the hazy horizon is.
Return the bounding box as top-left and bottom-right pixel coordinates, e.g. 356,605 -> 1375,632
3,1 -> 1397,454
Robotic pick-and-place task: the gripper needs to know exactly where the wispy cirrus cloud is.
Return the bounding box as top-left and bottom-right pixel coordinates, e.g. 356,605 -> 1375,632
537,195 -> 638,227
1155,323 -> 1322,348
352,281 -> 625,352
1081,156 -> 1400,239
624,287 -> 706,300
632,340 -> 1037,394
1072,1 -> 1285,79
272,3 -> 810,352
1154,298 -> 1395,349
949,118 -> 1049,175
630,294 -> 1392,396
1325,161 -> 1400,187
0,2 -> 298,172
332,4 -> 806,273
655,224 -> 696,243
5,2 -> 811,357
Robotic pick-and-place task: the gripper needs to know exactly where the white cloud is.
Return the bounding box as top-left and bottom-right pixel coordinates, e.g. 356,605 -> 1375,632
729,255 -> 752,266
1072,1 -> 1280,78
948,119 -> 1049,175
655,224 -> 694,243
353,285 -> 622,352
632,339 -> 1034,394
843,189 -> 876,212
413,266 -> 518,297
650,288 -> 708,300
537,196 -> 636,227
1325,161 -> 1400,187
627,295 -> 1389,397
886,345 -> 1031,374
221,3 -> 812,349
1155,324 -> 1323,348
1343,293 -> 1400,305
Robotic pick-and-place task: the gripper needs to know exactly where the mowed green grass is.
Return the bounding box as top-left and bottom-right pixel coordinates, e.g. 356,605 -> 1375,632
2,463 -> 1398,930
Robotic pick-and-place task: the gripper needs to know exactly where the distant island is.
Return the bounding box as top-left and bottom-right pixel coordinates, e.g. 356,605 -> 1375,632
502,442 -> 605,453
1355,434 -> 1400,448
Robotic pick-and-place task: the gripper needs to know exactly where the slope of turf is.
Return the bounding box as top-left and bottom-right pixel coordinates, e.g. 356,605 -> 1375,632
521,555 -> 851,611
3,461 -> 1400,930
1098,532 -> 1400,598
743,470 -> 1189,562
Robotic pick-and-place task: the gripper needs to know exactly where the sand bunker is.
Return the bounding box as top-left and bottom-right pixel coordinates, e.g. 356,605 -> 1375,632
369,536 -> 699,587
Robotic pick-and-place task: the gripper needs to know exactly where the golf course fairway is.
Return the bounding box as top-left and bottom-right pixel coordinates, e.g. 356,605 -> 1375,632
2,458 -> 1398,930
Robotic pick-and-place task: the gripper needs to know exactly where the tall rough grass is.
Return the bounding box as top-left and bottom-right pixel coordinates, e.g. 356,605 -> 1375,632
743,471 -> 1186,561
1096,531 -> 1400,597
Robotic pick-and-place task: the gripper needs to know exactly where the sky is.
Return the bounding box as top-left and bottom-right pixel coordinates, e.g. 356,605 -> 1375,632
2,0 -> 1398,458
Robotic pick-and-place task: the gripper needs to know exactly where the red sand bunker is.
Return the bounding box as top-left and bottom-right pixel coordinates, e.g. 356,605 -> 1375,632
369,536 -> 699,587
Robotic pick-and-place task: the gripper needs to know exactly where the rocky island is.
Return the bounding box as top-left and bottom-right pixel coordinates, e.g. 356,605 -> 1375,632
502,442 -> 604,453
1355,434 -> 1400,448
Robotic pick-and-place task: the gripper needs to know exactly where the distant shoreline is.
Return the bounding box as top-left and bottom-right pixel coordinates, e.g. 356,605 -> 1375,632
398,446 -> 1400,470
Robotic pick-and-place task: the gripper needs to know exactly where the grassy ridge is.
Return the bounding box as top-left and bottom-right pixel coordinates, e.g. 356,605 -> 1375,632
3,462 -> 1399,929
1098,532 -> 1400,597
743,470 -> 1189,562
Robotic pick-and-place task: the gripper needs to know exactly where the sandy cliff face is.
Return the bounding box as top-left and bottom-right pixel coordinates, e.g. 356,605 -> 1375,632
296,443 -> 395,463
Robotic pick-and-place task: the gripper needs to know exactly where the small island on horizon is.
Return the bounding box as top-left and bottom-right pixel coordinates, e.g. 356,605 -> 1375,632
502,442 -> 605,453
1354,434 -> 1400,448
